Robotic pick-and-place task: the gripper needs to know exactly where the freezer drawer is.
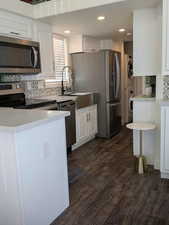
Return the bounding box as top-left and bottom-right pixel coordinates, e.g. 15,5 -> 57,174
107,102 -> 121,137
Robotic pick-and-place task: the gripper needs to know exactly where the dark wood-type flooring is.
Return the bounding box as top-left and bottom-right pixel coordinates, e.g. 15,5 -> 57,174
51,128 -> 169,225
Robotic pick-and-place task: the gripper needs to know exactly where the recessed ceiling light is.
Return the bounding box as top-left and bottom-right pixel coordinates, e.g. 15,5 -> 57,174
118,28 -> 126,33
64,30 -> 71,34
127,32 -> 132,36
97,16 -> 105,21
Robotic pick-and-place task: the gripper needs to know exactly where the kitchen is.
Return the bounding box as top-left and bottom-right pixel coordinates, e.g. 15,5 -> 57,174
0,0 -> 169,225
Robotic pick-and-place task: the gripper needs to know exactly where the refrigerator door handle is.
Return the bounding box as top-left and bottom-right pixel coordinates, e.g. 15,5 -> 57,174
108,103 -> 121,106
115,53 -> 120,99
112,71 -> 116,98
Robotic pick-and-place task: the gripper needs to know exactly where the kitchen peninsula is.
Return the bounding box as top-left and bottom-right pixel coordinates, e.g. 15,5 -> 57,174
0,108 -> 70,225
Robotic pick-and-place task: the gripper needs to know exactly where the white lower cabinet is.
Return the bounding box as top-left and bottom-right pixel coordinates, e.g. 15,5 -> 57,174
73,105 -> 98,149
161,106 -> 169,178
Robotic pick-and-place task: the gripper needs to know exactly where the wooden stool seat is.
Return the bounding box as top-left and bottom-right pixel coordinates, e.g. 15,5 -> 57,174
127,122 -> 156,131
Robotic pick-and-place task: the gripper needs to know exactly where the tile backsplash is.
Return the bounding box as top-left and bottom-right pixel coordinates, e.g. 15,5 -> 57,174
163,76 -> 169,99
24,84 -> 61,98
0,74 -> 62,98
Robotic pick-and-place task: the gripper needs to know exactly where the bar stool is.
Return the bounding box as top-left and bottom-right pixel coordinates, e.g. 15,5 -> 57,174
126,122 -> 156,174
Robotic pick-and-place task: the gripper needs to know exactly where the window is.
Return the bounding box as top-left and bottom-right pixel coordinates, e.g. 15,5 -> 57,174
46,35 -> 68,83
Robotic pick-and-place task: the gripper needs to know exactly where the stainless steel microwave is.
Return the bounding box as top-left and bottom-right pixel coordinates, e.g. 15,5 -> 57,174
0,36 -> 41,74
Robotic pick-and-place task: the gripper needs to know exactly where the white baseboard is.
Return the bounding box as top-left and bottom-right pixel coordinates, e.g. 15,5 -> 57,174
72,135 -> 96,150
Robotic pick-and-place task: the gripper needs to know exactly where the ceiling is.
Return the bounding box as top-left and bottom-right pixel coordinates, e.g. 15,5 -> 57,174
41,0 -> 161,41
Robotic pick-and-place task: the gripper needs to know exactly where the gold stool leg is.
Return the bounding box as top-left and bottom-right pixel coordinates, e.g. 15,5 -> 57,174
138,130 -> 144,174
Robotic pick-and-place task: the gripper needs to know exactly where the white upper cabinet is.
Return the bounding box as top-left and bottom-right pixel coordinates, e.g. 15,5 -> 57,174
69,35 -> 100,54
0,10 -> 33,40
133,6 -> 162,76
33,22 -> 54,78
162,0 -> 169,75
83,36 -> 100,52
133,0 -> 169,76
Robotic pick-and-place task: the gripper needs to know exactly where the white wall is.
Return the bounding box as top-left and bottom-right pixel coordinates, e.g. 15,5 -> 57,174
0,0 -> 33,18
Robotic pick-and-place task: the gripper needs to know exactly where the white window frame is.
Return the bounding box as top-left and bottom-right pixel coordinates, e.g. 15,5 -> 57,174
46,34 -> 69,84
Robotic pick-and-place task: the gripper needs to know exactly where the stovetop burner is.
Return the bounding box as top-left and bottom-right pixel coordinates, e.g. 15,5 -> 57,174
0,92 -> 56,109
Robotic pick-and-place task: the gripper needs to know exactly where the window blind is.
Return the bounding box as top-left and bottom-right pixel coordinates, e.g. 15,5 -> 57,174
46,36 -> 68,82
53,37 -> 68,81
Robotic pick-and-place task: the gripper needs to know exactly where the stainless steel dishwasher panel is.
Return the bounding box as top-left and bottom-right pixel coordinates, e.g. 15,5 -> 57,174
58,101 -> 76,148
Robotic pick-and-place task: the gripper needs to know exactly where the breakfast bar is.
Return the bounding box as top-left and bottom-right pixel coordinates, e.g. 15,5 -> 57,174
0,109 -> 70,225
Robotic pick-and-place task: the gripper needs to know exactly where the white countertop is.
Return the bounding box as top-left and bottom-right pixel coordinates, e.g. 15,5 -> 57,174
0,108 -> 70,132
130,96 -> 156,101
159,99 -> 169,106
36,95 -> 77,103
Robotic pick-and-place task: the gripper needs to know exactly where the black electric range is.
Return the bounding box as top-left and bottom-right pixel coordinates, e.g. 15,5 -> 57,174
0,93 -> 56,109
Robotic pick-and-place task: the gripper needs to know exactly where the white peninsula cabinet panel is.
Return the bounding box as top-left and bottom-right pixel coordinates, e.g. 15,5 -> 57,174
0,116 -> 69,225
73,104 -> 98,149
33,22 -> 54,78
161,107 -> 169,178
0,10 -> 33,39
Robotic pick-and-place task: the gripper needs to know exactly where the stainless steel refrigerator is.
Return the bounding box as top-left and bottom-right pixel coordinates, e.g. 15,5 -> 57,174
72,50 -> 121,138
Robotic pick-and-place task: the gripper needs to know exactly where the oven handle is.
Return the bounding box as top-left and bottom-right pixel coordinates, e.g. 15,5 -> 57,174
31,103 -> 58,110
31,47 -> 38,68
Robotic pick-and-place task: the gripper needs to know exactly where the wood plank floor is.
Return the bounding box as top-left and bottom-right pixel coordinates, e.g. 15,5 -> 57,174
51,128 -> 169,225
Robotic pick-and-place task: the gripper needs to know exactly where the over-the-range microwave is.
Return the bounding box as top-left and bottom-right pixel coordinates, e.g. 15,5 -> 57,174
0,36 -> 41,74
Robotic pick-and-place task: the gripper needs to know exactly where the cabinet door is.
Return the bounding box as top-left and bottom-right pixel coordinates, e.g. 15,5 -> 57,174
68,35 -> 83,54
38,31 -> 54,76
88,105 -> 98,136
83,36 -> 100,52
133,8 -> 161,76
76,110 -> 88,142
0,11 -> 33,39
161,107 -> 169,173
34,22 -> 54,78
163,0 -> 169,74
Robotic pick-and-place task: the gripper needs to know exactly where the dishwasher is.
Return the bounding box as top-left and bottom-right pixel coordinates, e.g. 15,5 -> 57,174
57,100 -> 76,153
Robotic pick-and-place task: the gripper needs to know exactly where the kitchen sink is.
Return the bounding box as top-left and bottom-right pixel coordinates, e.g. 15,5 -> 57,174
64,92 -> 97,109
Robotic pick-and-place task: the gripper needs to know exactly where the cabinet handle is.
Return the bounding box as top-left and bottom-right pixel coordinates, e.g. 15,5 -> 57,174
86,114 -> 88,122
10,31 -> 20,35
53,61 -> 55,72
88,113 -> 90,121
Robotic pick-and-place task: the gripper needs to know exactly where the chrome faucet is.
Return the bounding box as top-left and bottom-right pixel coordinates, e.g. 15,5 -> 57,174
61,65 -> 72,96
